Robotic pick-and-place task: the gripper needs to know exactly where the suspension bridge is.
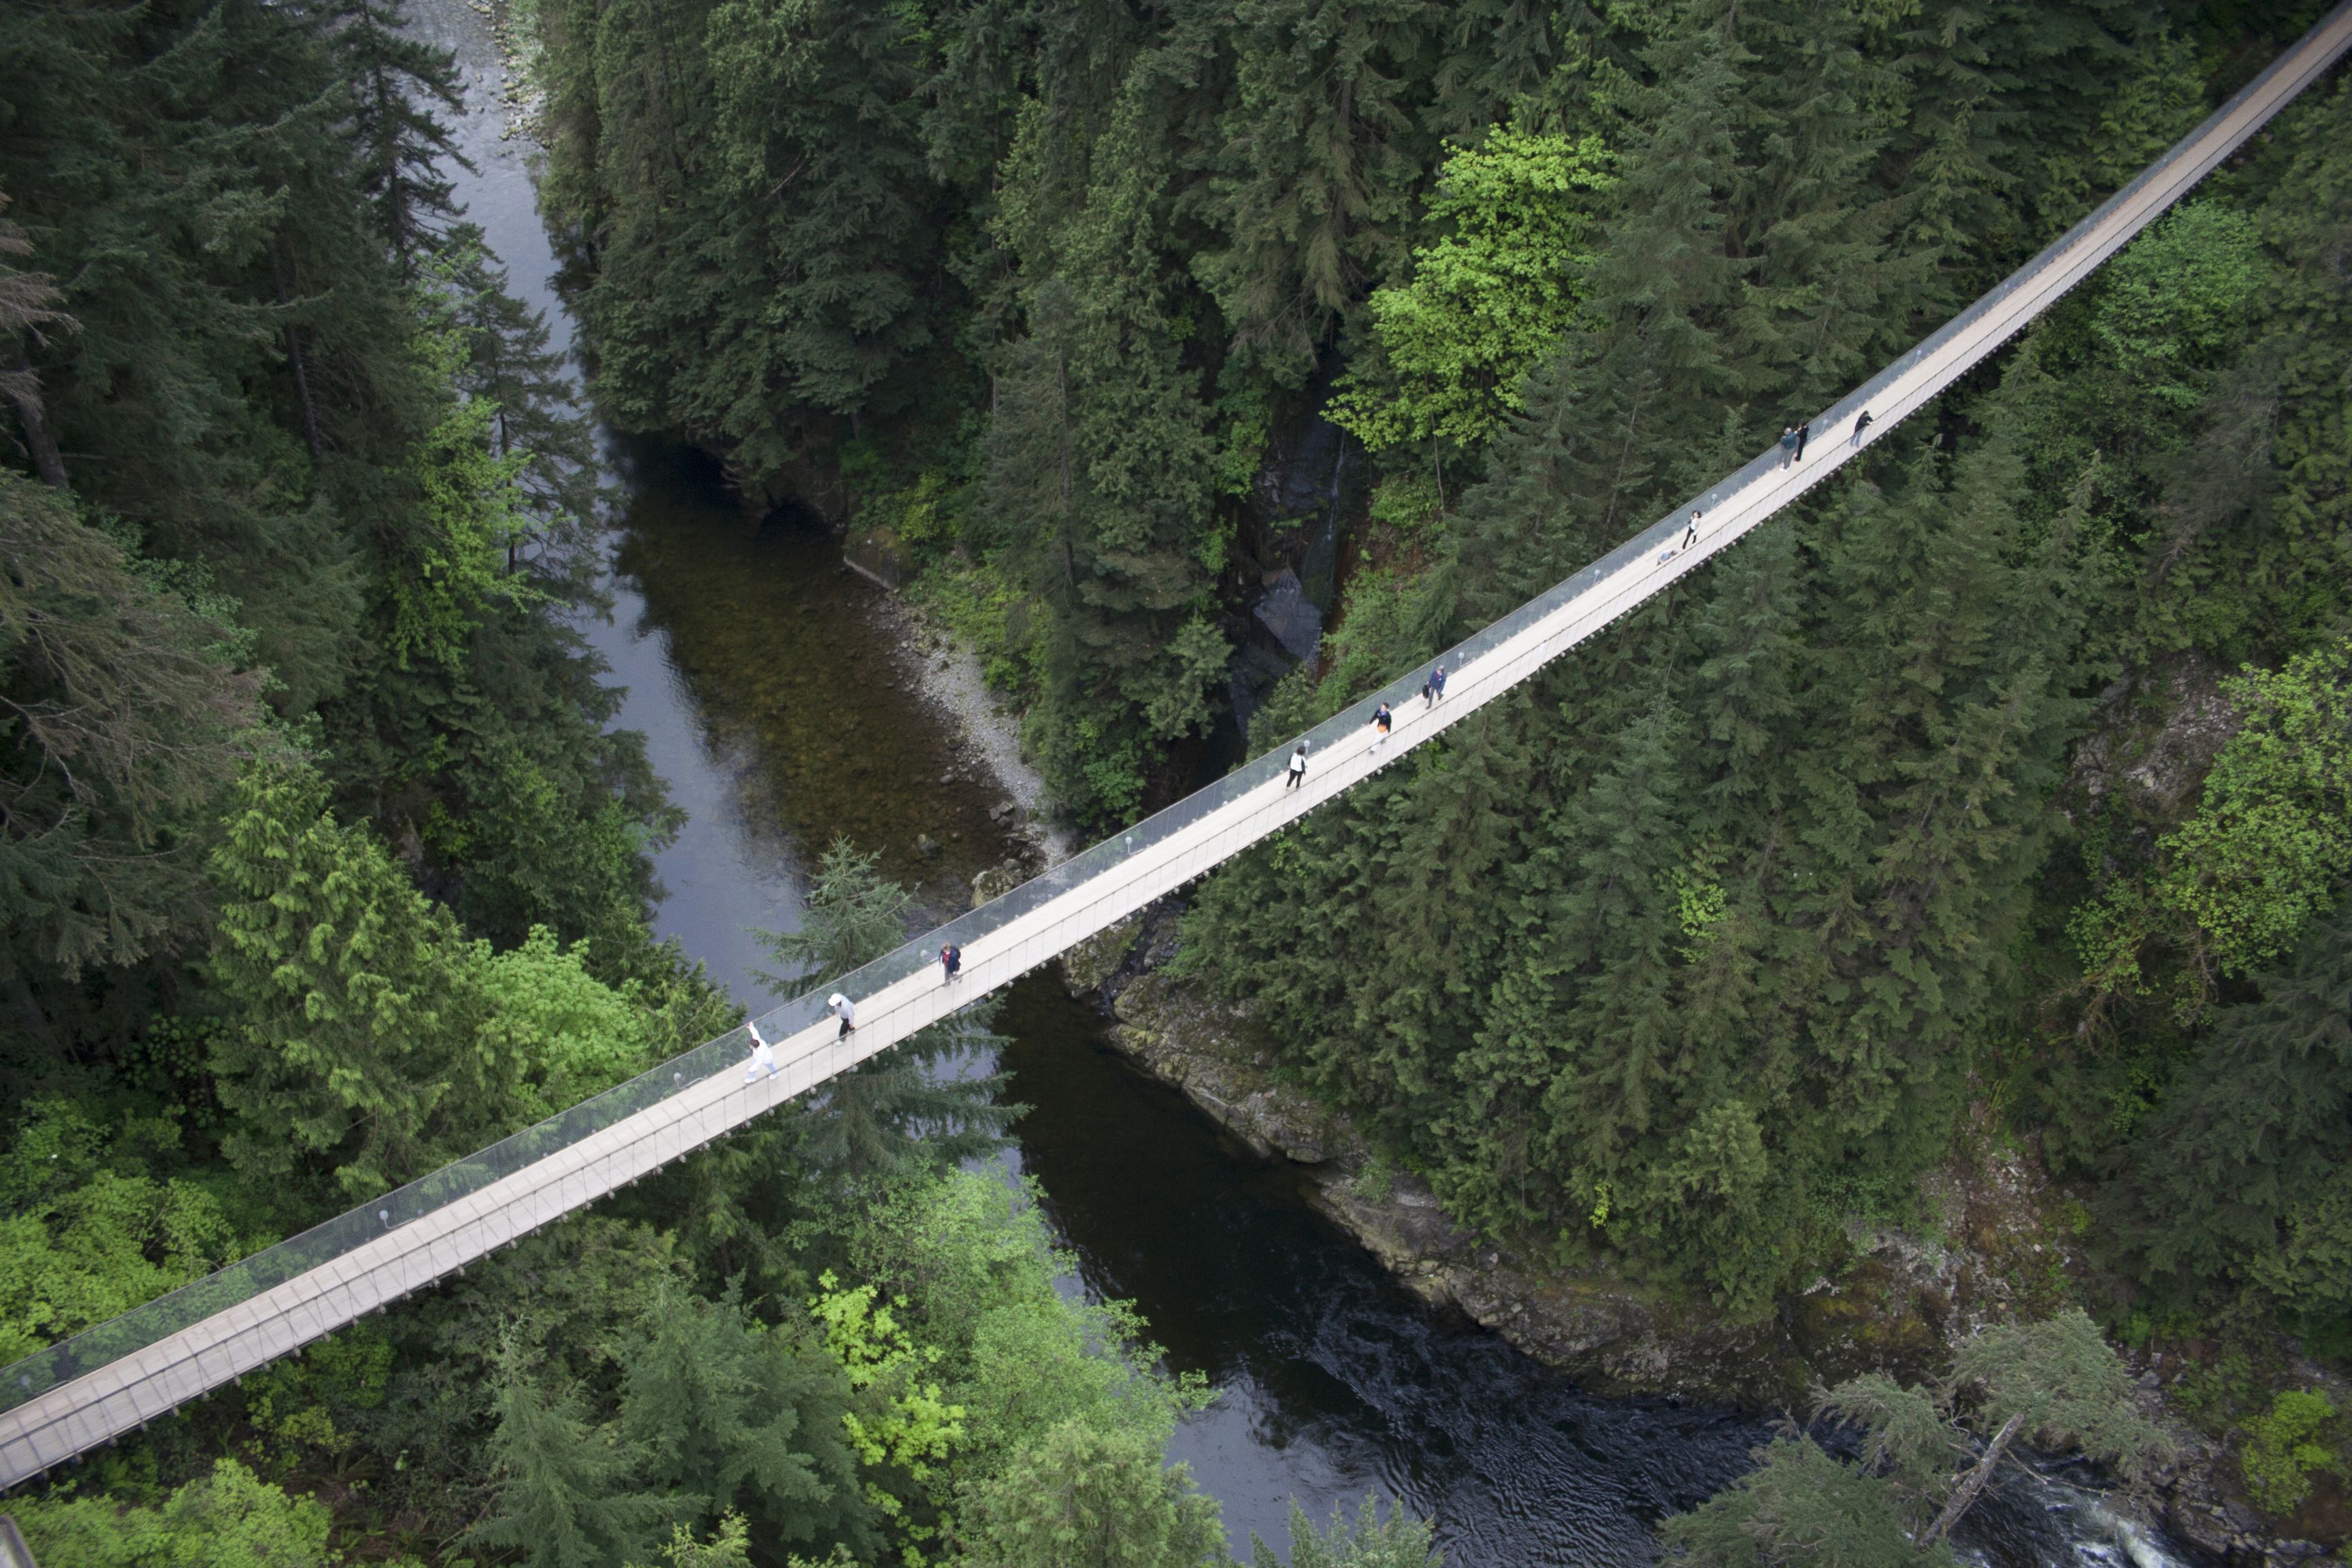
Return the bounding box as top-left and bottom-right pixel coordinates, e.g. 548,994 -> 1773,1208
5,0 -> 2350,1491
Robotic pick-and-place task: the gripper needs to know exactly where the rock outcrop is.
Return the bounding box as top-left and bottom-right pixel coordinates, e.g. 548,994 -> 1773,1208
1075,911 -> 2347,1562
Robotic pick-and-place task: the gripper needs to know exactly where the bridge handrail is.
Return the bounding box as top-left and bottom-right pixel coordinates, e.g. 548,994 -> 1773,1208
4,0 -> 2347,1465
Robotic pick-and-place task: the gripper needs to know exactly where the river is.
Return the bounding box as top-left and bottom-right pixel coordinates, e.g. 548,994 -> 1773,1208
407,5 -> 2189,1563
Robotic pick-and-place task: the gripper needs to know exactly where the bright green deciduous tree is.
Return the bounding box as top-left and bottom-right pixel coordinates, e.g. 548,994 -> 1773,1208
478,924 -> 661,1117
2074,638 -> 2352,1009
0,1100 -> 250,1362
2239,1390 -> 2342,1516
15,1458 -> 344,1568
1331,129 -> 1615,453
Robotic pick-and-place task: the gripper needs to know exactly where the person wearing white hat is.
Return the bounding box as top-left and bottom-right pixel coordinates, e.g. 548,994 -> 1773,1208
744,1022 -> 779,1082
828,993 -> 857,1039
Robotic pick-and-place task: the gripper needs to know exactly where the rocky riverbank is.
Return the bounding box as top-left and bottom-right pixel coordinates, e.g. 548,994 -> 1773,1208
866,578 -> 1074,872
1066,905 -> 2349,1567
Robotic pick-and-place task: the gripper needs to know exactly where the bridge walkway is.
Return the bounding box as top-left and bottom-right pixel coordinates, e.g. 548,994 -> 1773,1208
5,0 -> 2349,1490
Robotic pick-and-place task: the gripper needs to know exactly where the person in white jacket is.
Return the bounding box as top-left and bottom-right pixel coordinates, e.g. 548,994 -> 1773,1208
828,992 -> 858,1039
744,1023 -> 778,1082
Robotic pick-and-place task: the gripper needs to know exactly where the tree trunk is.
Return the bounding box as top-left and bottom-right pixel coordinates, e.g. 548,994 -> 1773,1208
1923,1411 -> 2027,1548
274,250 -> 324,460
284,324 -> 325,461
4,360 -> 67,489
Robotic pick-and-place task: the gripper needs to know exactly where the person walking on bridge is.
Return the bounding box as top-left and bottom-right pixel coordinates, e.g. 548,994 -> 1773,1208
940,943 -> 962,985
1794,419 -> 1811,462
745,1023 -> 779,1082
1850,409 -> 1874,447
1286,742 -> 1308,789
1369,701 -> 1392,753
1778,426 -> 1799,469
1682,510 -> 1701,549
828,992 -> 857,1039
1424,666 -> 1446,707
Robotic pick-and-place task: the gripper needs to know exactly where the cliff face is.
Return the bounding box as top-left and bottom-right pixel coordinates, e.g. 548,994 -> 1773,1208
1078,917 -> 2345,1565
1100,964 -> 1957,1404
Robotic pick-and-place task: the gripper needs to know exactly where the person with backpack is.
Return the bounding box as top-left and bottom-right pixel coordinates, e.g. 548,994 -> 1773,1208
940,943 -> 962,984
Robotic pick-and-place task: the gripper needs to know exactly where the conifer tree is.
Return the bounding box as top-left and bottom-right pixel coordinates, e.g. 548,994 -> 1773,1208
2112,887 -> 2352,1319
1192,0 -> 1434,385
475,1354 -> 668,1568
206,760 -> 509,1200
617,1287 -> 868,1550
953,1418 -> 1225,1568
1663,1311 -> 2166,1565
324,0 -> 470,272
0,190 -> 71,488
754,839 -> 1017,1179
0,473 -> 265,983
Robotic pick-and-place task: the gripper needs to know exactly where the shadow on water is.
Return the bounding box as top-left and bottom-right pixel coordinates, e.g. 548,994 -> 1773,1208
406,5 -> 2205,1560
996,974 -> 1769,1565
994,975 -> 2189,1568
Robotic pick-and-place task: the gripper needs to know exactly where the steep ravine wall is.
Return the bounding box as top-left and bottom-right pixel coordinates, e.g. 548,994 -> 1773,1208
1057,907 -> 2345,1567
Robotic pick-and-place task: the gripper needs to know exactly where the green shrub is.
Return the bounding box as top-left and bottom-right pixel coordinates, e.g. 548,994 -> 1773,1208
2241,1390 -> 2342,1516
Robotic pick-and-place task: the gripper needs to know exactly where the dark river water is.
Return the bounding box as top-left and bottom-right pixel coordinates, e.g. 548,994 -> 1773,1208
408,6 -> 2189,1562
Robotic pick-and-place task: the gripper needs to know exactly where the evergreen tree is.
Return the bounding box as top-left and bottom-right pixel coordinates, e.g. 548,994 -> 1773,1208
1662,1311 -> 2166,1565
205,759 -> 509,1200
324,0 -> 470,272
0,473 -> 265,987
1250,1494 -> 1446,1568
755,839 -> 1017,1179
953,1418 -> 1226,1568
2112,886 -> 2352,1322
437,225 -> 605,586
0,189 -> 72,488
474,1353 -> 668,1568
617,1286 -> 869,1551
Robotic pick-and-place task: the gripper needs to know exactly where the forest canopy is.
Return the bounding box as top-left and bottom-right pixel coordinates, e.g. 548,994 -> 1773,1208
5,0 -> 2351,1560
528,0 -> 2351,1336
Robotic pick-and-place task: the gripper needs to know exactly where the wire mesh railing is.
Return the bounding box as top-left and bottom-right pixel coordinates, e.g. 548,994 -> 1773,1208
7,0 -> 2349,1427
